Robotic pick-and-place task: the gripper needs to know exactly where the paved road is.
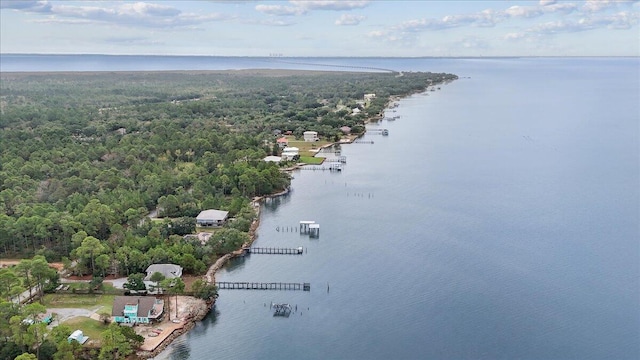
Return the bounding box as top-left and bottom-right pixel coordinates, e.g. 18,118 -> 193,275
105,277 -> 128,289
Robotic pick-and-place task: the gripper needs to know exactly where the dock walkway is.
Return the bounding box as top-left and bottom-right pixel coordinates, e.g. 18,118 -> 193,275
246,247 -> 304,255
216,282 -> 311,291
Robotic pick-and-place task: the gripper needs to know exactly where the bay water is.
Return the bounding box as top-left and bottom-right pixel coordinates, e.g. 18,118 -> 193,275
154,57 -> 639,360
3,55 -> 637,359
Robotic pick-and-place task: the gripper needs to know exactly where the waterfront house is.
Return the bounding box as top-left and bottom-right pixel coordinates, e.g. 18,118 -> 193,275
340,126 -> 351,134
196,209 -> 229,227
145,264 -> 183,281
303,131 -> 319,142
112,296 -> 164,324
276,137 -> 289,148
281,147 -> 299,161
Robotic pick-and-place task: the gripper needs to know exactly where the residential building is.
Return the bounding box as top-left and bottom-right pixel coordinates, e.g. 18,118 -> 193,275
281,147 -> 299,161
303,131 -> 319,142
112,296 -> 164,324
145,264 -> 183,281
196,209 -> 229,227
276,137 -> 289,148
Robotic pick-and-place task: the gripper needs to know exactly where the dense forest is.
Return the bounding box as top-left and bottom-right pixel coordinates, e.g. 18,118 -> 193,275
0,69 -> 457,277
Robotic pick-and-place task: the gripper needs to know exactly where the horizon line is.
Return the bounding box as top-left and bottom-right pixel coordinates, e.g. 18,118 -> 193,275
1,53 -> 638,59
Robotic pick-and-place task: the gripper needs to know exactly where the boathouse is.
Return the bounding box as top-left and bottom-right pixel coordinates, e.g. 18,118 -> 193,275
309,223 -> 320,238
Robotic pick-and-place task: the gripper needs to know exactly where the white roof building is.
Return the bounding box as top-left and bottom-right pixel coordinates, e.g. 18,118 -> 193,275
145,264 -> 183,281
68,330 -> 89,344
303,131 -> 319,142
196,209 -> 229,227
282,147 -> 300,161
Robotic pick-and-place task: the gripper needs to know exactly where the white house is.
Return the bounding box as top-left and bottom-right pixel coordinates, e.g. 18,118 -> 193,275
196,209 -> 229,227
303,131 -> 319,142
281,147 -> 299,161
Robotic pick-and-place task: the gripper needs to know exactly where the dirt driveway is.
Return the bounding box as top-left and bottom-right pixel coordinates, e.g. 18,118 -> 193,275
48,307 -> 100,325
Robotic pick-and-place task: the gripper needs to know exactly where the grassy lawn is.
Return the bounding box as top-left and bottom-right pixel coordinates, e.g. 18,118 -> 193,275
299,156 -> 325,165
286,139 -> 333,157
63,316 -> 108,342
42,293 -> 115,313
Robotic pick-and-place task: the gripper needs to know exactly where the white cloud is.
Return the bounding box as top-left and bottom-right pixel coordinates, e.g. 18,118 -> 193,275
0,0 -> 51,12
527,10 -> 639,33
369,0 -> 637,46
255,4 -> 306,16
504,32 -> 527,40
367,30 -> 386,38
5,1 -> 231,29
583,0 -> 640,13
244,17 -> 296,26
335,14 -> 365,25
254,0 -> 370,17
289,1 -> 370,11
505,5 -> 544,18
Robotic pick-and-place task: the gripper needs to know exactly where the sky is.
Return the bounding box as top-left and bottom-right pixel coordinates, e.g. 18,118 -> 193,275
1,0 -> 639,57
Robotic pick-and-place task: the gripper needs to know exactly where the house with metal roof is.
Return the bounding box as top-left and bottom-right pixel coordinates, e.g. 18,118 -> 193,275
112,296 -> 164,324
281,147 -> 299,161
68,330 -> 89,344
145,264 -> 183,281
196,209 -> 229,227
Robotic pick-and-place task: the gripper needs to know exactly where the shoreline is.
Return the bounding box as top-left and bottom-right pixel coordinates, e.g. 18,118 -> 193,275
148,85 -> 449,359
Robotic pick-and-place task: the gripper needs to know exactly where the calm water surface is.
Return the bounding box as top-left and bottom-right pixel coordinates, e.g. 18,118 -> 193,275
9,55 -> 634,360
153,57 -> 639,360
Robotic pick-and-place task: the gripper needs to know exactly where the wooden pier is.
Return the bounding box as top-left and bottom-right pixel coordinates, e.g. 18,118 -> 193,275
216,282 -> 311,291
297,164 -> 342,171
353,140 -> 374,144
246,247 -> 304,255
324,156 -> 347,163
367,128 -> 389,135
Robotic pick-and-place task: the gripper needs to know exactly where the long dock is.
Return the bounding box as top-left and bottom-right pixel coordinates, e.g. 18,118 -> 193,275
246,247 -> 304,255
216,282 -> 311,291
297,164 -> 342,171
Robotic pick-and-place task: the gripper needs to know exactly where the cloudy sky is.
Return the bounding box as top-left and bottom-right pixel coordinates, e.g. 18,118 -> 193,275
1,0 -> 639,56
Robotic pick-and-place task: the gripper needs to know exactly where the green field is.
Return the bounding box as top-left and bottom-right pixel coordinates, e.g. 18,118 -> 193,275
299,156 -> 325,165
63,316 -> 109,342
285,139 -> 333,157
